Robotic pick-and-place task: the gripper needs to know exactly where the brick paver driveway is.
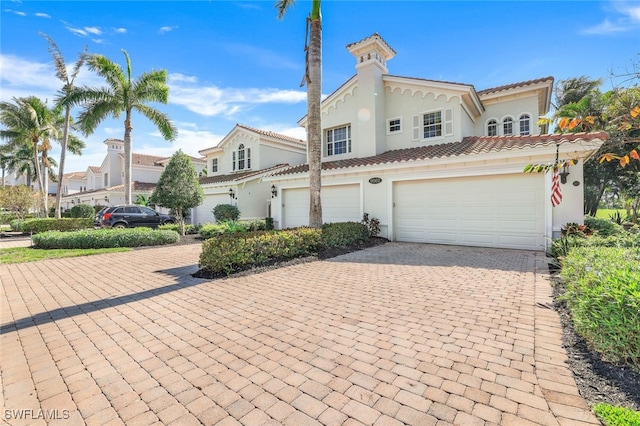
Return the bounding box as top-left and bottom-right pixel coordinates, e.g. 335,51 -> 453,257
1,243 -> 597,425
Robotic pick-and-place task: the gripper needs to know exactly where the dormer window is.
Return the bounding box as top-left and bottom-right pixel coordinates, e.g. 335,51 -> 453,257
519,114 -> 531,135
487,119 -> 498,136
233,144 -> 251,171
412,109 -> 453,141
211,158 -> 218,174
502,117 -> 514,136
326,125 -> 352,156
387,117 -> 402,134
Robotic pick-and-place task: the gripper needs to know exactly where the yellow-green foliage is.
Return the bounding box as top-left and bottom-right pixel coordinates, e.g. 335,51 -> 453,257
594,403 -> 640,426
561,247 -> 640,366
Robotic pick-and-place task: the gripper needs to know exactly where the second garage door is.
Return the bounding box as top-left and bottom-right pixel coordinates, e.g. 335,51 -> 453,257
393,174 -> 545,250
282,184 -> 361,228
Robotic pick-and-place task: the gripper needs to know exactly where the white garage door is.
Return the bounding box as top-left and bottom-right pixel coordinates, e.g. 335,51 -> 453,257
282,184 -> 361,229
394,174 -> 545,250
195,193 -> 229,224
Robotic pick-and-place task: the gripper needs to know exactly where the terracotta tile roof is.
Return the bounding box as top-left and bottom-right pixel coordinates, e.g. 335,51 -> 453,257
88,166 -> 101,173
477,76 -> 554,96
63,171 -> 86,180
105,181 -> 158,192
346,32 -> 397,55
236,124 -> 306,146
199,164 -> 290,185
66,181 -> 156,196
119,153 -> 165,167
386,74 -> 474,90
271,132 -> 608,176
104,138 -> 124,144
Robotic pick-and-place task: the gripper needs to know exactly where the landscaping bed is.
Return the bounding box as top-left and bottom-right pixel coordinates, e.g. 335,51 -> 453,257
552,277 -> 640,412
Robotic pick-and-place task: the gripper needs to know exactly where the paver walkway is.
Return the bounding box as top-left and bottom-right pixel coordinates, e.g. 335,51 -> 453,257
0,243 -> 598,425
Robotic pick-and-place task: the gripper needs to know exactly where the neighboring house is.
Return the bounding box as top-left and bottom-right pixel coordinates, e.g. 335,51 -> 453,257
61,138 -> 206,214
194,124 -> 307,224
266,33 -> 607,250
60,171 -> 87,195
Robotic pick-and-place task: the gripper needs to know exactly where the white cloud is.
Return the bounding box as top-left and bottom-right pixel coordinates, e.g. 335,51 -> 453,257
34,12 -> 50,18
159,25 -> 178,34
582,1 -> 640,35
113,27 -> 127,34
615,2 -> 640,21
168,76 -> 306,118
0,53 -> 105,103
85,27 -> 102,35
146,126 -> 223,158
65,25 -> 88,37
168,73 -> 197,84
582,18 -> 629,34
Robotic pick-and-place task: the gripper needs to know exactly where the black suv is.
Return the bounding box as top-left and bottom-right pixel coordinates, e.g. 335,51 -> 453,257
98,204 -> 176,229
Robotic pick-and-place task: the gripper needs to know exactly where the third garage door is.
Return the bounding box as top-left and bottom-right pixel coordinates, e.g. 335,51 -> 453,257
282,184 -> 361,228
393,174 -> 545,250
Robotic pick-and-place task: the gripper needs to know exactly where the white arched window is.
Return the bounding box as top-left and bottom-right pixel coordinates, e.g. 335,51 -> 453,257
487,119 -> 498,136
502,117 -> 514,136
234,144 -> 251,171
519,114 -> 531,135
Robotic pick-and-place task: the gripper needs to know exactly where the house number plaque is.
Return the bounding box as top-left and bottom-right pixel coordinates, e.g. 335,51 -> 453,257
368,177 -> 382,184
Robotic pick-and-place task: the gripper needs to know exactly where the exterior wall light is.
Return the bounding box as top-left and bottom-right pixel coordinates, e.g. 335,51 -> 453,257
271,185 -> 278,198
229,188 -> 236,201
559,164 -> 570,184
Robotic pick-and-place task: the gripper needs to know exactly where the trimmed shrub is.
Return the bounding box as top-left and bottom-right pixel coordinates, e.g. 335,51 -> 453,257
240,219 -> 267,232
584,216 -> 625,237
550,232 -> 640,259
69,203 -> 95,218
560,246 -> 640,366
10,219 -> 25,232
21,218 -> 94,234
321,222 -> 370,248
158,223 -> 198,235
199,227 -> 322,275
32,228 -> 179,249
212,204 -> 240,222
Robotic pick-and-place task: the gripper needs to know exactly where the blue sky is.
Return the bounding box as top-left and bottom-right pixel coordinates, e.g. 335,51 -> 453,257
1,0 -> 639,174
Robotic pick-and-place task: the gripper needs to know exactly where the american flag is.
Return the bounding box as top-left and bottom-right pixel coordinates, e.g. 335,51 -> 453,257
551,167 -> 562,207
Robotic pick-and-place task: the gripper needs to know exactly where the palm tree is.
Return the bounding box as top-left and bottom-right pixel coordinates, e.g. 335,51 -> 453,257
276,0 -> 323,228
0,96 -> 60,216
64,50 -> 177,204
43,33 -> 87,218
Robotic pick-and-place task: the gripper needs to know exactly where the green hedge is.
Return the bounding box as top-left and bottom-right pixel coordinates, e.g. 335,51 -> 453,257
158,223 -> 199,235
321,222 -> 370,247
33,228 -> 180,249
199,219 -> 267,239
199,222 -> 373,276
20,218 -> 94,234
560,246 -> 640,366
584,216 -> 625,237
199,228 -> 322,276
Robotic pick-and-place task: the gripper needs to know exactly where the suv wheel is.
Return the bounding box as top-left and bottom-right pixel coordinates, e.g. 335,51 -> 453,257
113,223 -> 127,229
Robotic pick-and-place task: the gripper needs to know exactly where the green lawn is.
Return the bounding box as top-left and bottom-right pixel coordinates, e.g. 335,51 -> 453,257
595,208 -> 627,219
0,247 -> 131,264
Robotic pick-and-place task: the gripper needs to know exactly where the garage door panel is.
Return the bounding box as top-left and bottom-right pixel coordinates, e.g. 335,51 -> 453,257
394,174 -> 545,250
283,184 -> 361,228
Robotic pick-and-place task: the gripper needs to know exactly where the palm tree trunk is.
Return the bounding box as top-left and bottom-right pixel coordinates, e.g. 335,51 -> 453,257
55,106 -> 72,219
307,8 -> 322,228
32,140 -> 46,217
124,113 -> 133,204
